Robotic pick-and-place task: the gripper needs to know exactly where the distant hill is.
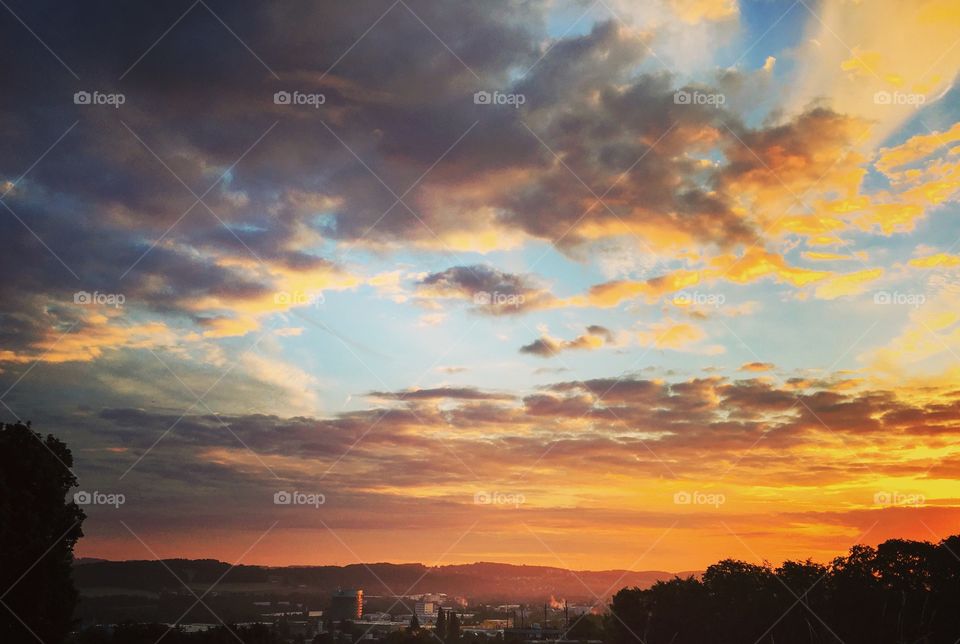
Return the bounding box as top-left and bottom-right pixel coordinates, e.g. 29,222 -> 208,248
72,559 -> 696,602
74,557 -> 109,565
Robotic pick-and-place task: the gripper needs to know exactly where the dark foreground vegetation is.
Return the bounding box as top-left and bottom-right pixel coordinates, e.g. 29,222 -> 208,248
4,422 -> 960,644
1,421 -> 85,644
610,537 -> 960,644
71,623 -> 281,643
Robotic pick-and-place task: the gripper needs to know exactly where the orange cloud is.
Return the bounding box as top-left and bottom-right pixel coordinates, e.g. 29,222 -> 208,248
197,315 -> 261,339
669,0 -> 738,23
582,249 -> 887,309
813,268 -> 884,300
520,326 -> 614,357
770,215 -> 846,237
0,311 -> 174,364
909,253 -> 960,268
876,122 -> 960,179
710,249 -> 829,287
802,251 -> 864,262
637,319 -> 722,354
586,269 -> 702,307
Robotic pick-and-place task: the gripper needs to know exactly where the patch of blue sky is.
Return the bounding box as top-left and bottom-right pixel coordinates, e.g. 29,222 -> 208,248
732,0 -> 808,71
881,83 -> 960,148
545,1 -> 611,40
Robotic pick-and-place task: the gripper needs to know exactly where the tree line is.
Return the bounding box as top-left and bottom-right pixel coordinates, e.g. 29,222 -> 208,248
608,537 -> 960,643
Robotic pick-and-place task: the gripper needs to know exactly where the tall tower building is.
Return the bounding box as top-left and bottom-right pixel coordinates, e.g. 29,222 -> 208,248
329,588 -> 363,621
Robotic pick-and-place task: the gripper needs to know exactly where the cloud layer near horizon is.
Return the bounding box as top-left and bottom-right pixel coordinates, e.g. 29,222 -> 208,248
38,370 -> 960,569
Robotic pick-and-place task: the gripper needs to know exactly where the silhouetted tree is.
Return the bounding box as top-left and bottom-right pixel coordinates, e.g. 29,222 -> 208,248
609,535 -> 960,644
435,606 -> 447,641
564,613 -> 603,641
1,421 -> 85,643
447,612 -> 461,642
408,613 -> 421,633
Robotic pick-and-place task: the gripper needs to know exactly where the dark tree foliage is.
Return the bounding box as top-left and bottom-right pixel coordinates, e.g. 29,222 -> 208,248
70,623 -> 281,643
609,536 -> 960,644
1,421 -> 86,644
565,612 -> 604,641
436,606 -> 447,641
447,612 -> 461,642
384,629 -> 438,644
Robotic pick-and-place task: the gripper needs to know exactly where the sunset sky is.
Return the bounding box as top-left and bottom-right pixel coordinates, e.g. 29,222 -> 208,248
2,0 -> 960,574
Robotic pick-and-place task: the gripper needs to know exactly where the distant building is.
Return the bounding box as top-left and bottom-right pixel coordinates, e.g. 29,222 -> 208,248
329,588 -> 363,621
415,601 -> 438,623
